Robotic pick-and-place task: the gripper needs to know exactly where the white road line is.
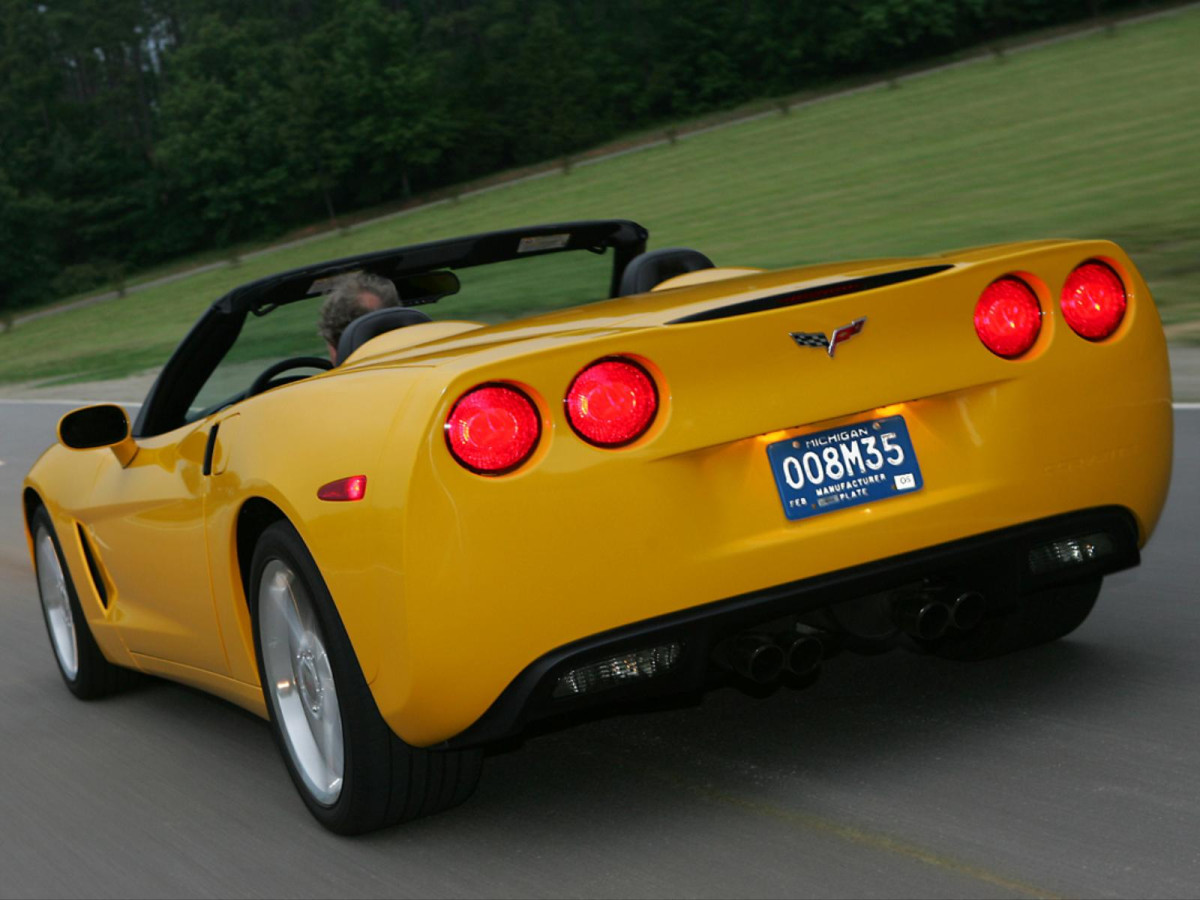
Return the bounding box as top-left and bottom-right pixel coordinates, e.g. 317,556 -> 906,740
1175,402 -> 1200,410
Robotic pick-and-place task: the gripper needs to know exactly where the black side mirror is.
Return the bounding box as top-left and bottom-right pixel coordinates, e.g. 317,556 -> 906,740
58,405 -> 137,465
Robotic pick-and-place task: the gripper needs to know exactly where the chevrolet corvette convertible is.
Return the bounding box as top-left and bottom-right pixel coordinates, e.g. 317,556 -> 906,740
24,220 -> 1172,833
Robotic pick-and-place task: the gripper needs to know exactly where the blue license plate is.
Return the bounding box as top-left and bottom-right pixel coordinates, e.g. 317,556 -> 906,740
766,415 -> 924,521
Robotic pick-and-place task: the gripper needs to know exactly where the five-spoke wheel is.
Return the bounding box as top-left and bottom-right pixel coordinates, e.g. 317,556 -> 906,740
259,558 -> 344,807
35,524 -> 79,681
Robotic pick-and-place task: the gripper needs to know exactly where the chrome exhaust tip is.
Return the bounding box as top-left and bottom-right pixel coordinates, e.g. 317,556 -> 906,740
950,591 -> 985,631
781,635 -> 823,678
719,634 -> 786,684
898,599 -> 952,641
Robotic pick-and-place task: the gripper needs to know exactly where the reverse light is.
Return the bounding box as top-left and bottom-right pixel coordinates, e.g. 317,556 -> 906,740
317,475 -> 367,502
552,642 -> 683,698
1061,261 -> 1127,341
1028,533 -> 1116,575
974,276 -> 1042,358
565,358 -> 659,447
445,384 -> 541,475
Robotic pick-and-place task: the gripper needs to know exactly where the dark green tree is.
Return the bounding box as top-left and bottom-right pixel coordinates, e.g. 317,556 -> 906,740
293,0 -> 450,209
156,13 -> 298,246
0,0 -> 1152,313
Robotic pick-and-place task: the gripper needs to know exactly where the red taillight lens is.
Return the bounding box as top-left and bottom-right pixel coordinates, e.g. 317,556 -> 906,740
974,277 -> 1042,358
1061,261 -> 1126,340
565,358 -> 658,447
445,384 -> 541,474
317,475 -> 367,502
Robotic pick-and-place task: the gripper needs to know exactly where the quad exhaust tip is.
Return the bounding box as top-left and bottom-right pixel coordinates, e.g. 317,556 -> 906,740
898,599 -> 952,641
950,591 -> 985,631
717,587 -> 987,684
717,632 -> 826,684
727,634 -> 785,683
897,589 -> 988,640
781,635 -> 823,678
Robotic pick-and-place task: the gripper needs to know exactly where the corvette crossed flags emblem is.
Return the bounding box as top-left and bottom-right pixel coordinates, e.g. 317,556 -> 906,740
789,317 -> 867,358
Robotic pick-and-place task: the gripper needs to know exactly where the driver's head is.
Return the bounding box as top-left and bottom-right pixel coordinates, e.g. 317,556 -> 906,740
318,272 -> 401,363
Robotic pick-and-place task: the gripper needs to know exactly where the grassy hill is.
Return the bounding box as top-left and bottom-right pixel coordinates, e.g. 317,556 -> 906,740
3,6 -> 1198,386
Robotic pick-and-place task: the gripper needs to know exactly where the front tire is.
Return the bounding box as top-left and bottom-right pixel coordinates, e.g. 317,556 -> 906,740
31,506 -> 136,698
249,521 -> 482,834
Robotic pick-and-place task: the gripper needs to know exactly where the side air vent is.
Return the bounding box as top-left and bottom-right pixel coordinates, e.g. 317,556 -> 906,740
667,265 -> 954,325
76,524 -> 109,609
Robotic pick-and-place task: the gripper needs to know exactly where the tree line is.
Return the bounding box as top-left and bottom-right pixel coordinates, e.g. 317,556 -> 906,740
0,0 -> 1145,313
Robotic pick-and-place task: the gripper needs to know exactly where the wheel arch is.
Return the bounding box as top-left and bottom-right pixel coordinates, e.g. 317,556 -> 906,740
23,485 -> 45,522
22,486 -> 46,561
231,493 -> 385,698
235,496 -> 290,605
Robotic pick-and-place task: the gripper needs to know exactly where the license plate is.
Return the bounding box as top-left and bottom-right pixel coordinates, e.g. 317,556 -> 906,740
766,415 -> 924,521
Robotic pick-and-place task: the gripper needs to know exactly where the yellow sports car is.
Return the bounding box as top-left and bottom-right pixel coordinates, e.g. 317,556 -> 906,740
23,220 -> 1173,833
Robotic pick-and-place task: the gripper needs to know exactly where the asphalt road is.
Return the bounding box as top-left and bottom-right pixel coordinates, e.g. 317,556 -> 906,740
1,400 -> 1197,899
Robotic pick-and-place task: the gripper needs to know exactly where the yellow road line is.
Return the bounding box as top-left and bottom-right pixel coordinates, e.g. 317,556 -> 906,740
643,764 -> 1064,899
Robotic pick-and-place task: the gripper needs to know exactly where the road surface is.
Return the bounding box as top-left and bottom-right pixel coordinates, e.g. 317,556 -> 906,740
1,401 -> 1196,899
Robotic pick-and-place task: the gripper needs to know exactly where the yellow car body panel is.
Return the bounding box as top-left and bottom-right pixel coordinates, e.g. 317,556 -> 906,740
24,236 -> 1171,746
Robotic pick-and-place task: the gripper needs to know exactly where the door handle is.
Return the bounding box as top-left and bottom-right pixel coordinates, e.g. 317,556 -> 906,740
202,424 -> 219,477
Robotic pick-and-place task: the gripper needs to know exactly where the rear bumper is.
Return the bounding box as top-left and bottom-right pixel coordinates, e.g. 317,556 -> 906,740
443,505 -> 1138,748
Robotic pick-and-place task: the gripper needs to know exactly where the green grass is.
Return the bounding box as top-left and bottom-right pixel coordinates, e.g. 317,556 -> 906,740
3,8 -> 1199,386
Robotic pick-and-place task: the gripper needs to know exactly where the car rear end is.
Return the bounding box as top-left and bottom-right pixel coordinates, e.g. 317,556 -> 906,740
366,238 -> 1172,747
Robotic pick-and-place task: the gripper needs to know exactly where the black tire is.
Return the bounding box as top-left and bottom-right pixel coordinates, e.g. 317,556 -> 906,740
30,506 -> 138,699
928,577 -> 1101,662
249,520 -> 482,834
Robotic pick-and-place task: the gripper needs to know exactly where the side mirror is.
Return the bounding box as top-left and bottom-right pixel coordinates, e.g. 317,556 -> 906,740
58,404 -> 137,467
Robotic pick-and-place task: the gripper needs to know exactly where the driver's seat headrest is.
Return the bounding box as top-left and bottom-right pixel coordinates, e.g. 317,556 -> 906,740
618,247 -> 715,296
337,306 -> 433,363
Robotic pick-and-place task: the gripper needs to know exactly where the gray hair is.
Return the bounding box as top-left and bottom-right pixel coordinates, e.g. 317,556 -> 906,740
317,272 -> 401,347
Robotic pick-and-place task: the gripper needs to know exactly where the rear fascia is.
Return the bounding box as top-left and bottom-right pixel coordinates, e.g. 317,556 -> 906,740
445,506 -> 1139,747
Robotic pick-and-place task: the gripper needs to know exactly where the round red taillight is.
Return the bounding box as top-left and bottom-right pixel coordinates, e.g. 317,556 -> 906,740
565,358 -> 658,447
1061,261 -> 1127,341
445,384 -> 541,474
974,277 -> 1042,359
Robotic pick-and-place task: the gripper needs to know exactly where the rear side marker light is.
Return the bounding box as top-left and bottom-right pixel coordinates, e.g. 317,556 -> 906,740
446,384 -> 541,475
974,276 -> 1042,359
318,475 -> 367,502
1061,261 -> 1127,340
553,642 -> 683,698
565,358 -> 659,447
1028,533 -> 1116,575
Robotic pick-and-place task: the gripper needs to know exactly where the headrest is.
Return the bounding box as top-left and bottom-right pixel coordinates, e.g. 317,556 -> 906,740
618,247 -> 715,296
337,306 -> 433,363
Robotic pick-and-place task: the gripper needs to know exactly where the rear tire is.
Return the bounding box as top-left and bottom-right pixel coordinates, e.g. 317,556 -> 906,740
928,577 -> 1101,662
249,520 -> 482,834
31,507 -> 137,698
